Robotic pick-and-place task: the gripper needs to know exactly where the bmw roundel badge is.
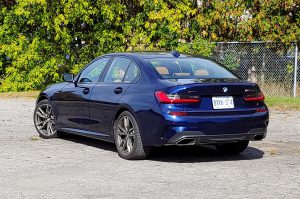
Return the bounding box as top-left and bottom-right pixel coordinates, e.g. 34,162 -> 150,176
223,87 -> 228,93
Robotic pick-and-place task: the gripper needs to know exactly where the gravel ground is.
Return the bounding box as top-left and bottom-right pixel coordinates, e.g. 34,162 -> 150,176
0,98 -> 299,199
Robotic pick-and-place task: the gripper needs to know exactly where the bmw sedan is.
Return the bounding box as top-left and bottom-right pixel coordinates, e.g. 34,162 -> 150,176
34,52 -> 269,160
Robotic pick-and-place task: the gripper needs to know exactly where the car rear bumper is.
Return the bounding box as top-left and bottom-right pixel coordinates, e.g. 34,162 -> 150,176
158,111 -> 269,146
138,109 -> 269,146
165,128 -> 267,145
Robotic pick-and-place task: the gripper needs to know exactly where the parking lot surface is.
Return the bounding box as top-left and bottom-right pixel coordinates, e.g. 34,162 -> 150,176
0,98 -> 299,198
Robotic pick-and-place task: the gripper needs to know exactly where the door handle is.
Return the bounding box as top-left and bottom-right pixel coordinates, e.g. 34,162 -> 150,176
83,88 -> 90,95
114,87 -> 123,94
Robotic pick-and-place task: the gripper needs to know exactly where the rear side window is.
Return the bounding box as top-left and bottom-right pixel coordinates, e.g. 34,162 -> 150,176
123,62 -> 140,83
148,58 -> 237,79
103,57 -> 131,83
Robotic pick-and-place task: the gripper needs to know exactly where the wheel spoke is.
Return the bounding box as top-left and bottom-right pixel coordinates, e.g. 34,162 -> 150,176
120,138 -> 127,150
118,124 -> 127,135
46,122 -> 50,135
49,124 -> 54,135
37,108 -> 47,119
127,137 -> 133,152
36,120 -> 44,126
123,117 -> 130,131
39,107 -> 47,115
47,122 -> 54,135
39,121 -> 47,130
46,105 -> 50,114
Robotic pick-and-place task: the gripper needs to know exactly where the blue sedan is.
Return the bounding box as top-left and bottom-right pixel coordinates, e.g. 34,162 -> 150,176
34,52 -> 269,160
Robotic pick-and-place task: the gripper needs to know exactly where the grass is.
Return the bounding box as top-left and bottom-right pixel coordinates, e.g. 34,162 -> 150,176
0,91 -> 299,111
265,96 -> 300,111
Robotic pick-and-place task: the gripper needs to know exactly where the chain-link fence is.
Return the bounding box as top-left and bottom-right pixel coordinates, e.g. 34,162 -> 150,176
212,42 -> 299,97
65,42 -> 299,97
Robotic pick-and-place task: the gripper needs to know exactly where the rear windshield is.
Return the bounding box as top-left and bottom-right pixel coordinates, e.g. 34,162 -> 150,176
148,58 -> 238,79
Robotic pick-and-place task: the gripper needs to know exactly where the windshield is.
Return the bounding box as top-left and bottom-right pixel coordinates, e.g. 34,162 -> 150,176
148,58 -> 238,79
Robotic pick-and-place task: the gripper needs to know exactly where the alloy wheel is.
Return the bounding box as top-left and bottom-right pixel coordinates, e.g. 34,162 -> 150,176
34,103 -> 57,137
116,116 -> 135,155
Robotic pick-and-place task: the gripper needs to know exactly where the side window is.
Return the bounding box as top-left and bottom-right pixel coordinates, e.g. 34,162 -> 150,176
78,58 -> 110,83
124,62 -> 140,83
103,57 -> 131,83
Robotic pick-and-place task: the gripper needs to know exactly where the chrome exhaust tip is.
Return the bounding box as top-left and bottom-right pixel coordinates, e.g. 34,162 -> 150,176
253,135 -> 264,141
176,138 -> 196,145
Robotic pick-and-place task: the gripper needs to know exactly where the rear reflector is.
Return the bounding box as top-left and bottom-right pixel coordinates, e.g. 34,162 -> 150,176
244,92 -> 265,102
155,91 -> 200,104
256,108 -> 267,112
168,111 -> 188,116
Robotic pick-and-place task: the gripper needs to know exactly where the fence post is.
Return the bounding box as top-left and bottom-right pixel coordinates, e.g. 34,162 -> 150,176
293,43 -> 298,98
261,43 -> 265,85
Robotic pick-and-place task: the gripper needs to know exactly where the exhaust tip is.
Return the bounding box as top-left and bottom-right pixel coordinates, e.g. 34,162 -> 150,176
176,138 -> 196,145
253,135 -> 264,141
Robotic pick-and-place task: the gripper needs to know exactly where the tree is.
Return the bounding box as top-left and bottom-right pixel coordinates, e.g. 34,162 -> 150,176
0,0 -> 299,91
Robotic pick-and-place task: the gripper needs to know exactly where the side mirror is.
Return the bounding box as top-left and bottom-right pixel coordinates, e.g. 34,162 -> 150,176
63,73 -> 74,82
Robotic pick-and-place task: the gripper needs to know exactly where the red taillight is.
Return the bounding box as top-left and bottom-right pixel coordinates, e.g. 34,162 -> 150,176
244,92 -> 265,102
155,91 -> 200,104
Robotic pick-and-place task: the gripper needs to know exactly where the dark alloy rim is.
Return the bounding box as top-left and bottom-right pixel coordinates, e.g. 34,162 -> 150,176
34,103 -> 57,136
116,116 -> 135,155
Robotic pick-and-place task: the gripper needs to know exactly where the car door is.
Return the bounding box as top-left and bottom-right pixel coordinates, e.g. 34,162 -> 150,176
55,57 -> 110,131
89,57 -> 140,135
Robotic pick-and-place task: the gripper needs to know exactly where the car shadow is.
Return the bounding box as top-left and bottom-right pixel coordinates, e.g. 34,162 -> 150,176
149,145 -> 264,163
60,133 -> 117,152
60,134 -> 264,163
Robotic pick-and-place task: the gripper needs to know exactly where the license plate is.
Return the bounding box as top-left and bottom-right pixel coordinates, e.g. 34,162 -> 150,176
212,96 -> 234,109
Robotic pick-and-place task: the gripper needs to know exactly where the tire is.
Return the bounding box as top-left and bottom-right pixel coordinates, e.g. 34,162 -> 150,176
113,111 -> 151,160
33,99 -> 59,139
215,140 -> 249,155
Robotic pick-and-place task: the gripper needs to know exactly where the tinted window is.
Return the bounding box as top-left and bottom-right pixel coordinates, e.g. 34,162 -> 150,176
148,58 -> 237,79
79,58 -> 110,83
103,57 -> 131,83
123,62 -> 140,83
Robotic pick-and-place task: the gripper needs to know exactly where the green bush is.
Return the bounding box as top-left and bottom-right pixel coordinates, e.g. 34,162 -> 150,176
0,0 -> 299,91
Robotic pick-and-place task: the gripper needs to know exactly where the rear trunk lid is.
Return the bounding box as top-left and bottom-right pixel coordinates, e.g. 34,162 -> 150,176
159,79 -> 265,116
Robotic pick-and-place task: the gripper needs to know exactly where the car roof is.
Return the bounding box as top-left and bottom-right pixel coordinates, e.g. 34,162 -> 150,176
105,52 -> 192,59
